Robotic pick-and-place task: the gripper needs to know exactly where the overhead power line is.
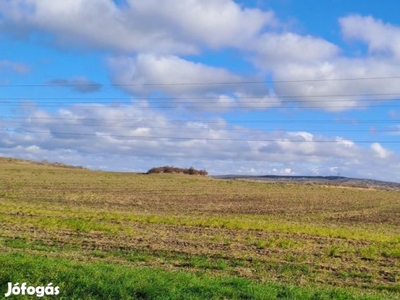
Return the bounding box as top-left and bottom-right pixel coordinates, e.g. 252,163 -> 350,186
1,92 -> 399,110
1,117 -> 399,124
2,129 -> 399,144
2,92 -> 400,101
2,120 -> 398,132
138,76 -> 400,86
1,104 -> 399,109
2,75 -> 400,87
1,103 -> 400,109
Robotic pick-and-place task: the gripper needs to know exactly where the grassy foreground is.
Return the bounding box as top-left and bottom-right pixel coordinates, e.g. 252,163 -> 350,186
0,253 -> 386,300
0,157 -> 399,299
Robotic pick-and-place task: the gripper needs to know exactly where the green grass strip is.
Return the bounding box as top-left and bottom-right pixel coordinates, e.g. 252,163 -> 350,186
0,252 -> 396,300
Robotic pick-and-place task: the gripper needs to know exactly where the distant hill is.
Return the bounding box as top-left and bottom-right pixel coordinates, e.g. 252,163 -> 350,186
0,157 -> 86,170
2,156 -> 398,190
212,175 -> 400,190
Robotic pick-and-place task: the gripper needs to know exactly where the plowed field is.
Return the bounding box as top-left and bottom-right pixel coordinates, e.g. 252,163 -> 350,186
0,157 -> 399,299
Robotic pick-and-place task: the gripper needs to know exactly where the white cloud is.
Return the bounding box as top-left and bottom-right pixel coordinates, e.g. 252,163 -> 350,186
340,15 -> 400,59
0,0 -> 275,54
0,0 -> 194,54
251,33 -> 339,68
128,0 -> 276,49
108,54 -> 243,95
289,131 -> 313,142
108,54 -> 272,110
1,103 -> 400,181
370,142 -> 391,158
268,56 -> 400,111
244,16 -> 400,112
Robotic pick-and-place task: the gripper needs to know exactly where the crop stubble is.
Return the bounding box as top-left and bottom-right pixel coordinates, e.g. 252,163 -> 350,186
0,157 -> 399,297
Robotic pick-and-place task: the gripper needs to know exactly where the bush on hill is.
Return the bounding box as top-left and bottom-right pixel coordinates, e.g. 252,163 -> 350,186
147,166 -> 208,176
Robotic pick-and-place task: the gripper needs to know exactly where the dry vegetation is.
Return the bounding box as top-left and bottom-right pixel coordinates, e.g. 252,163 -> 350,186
147,166 -> 208,175
0,157 -> 399,299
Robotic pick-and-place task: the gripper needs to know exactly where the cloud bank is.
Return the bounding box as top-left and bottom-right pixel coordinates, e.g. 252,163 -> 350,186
1,103 -> 399,181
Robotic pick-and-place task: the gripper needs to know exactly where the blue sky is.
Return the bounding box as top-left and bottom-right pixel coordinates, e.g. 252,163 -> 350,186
1,0 -> 400,181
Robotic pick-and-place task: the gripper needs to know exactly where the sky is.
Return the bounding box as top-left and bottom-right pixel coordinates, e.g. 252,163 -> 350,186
1,0 -> 400,182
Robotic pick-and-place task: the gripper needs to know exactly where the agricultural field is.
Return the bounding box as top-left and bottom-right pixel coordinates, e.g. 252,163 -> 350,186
0,157 -> 399,299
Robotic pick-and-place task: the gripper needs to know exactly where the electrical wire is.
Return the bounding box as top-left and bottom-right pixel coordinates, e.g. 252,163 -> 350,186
3,75 -> 400,87
1,117 -> 398,124
2,129 -> 399,143
1,92 -> 400,100
1,119 -> 400,134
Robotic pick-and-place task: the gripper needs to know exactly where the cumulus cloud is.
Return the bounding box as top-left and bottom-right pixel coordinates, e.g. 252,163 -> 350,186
0,0 -> 275,54
340,15 -> 400,59
129,0 -> 276,49
240,15 -> 400,112
251,32 -> 339,68
45,77 -> 102,93
108,54 -> 273,110
248,21 -> 400,111
1,103 -> 400,181
268,57 -> 400,111
370,142 -> 391,158
108,54 -> 243,95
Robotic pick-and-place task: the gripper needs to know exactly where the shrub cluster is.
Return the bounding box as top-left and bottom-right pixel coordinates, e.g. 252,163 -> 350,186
147,166 -> 208,176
